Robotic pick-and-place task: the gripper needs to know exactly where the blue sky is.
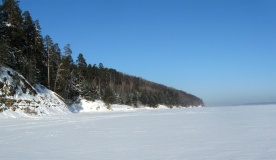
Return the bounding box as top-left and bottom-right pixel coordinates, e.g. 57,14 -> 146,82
18,0 -> 276,106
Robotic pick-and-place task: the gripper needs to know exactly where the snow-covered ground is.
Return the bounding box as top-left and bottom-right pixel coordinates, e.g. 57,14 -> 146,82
0,67 -> 69,117
69,98 -> 172,113
1,104 -> 276,160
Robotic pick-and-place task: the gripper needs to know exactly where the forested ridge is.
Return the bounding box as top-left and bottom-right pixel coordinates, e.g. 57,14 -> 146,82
0,0 -> 204,108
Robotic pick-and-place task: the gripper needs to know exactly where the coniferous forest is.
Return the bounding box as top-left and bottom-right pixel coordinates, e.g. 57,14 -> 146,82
0,0 -> 204,108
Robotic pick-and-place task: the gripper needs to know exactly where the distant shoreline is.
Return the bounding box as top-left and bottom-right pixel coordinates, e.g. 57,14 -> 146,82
206,102 -> 276,107
241,102 -> 276,106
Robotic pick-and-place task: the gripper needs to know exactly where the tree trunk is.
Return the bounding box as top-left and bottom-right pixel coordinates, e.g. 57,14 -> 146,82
47,47 -> 50,89
54,63 -> 64,92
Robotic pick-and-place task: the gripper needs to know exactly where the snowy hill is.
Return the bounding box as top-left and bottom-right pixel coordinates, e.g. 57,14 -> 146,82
0,67 -> 203,118
0,67 -> 69,118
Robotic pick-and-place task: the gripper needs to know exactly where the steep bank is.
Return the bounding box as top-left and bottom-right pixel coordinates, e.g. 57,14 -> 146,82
0,67 -> 69,117
0,66 -> 203,118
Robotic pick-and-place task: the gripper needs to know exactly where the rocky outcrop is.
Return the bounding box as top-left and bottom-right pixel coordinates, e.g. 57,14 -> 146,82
0,67 -> 69,116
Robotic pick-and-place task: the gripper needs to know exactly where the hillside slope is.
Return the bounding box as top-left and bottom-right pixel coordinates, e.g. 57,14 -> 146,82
71,66 -> 204,108
0,67 -> 69,117
0,66 -> 204,118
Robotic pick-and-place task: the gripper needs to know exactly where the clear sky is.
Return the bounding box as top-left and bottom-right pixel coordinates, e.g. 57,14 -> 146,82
18,0 -> 276,106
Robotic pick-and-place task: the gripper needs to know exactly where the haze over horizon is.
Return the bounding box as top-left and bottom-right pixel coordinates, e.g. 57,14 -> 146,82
18,0 -> 276,106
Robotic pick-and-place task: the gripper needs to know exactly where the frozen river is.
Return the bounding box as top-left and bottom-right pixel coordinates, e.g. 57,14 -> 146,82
1,105 -> 276,160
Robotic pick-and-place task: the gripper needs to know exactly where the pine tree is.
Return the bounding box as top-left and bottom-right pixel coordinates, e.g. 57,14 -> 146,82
76,53 -> 87,81
98,63 -> 106,98
0,3 -> 13,66
75,53 -> 88,98
62,44 -> 73,71
58,44 -> 74,98
22,11 -> 37,83
102,86 -> 115,109
0,38 -> 13,66
0,0 -> 24,71
33,20 -> 47,85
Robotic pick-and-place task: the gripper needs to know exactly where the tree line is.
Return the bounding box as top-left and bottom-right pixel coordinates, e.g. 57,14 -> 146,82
0,0 -> 204,107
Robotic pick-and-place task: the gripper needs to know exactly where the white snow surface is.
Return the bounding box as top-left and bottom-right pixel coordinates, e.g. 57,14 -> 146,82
70,99 -> 112,112
1,104 -> 276,160
69,99 -> 170,113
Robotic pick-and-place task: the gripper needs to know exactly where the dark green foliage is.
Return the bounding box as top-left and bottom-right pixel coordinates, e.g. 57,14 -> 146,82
78,80 -> 98,101
22,11 -> 37,83
76,64 -> 204,108
0,1 -> 46,85
33,20 -> 47,85
102,87 -> 115,108
0,39 -> 14,67
0,0 -> 24,70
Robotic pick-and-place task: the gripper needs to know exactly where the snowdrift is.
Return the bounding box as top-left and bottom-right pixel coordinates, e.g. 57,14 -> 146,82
69,98 -> 180,113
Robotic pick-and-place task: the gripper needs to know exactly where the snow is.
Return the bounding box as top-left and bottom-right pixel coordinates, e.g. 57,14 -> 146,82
1,66 -> 199,118
69,99 -> 171,113
1,104 -> 276,160
5,22 -> 12,27
0,67 -> 69,117
70,99 -> 110,112
0,66 -> 187,118
2,67 -> 276,159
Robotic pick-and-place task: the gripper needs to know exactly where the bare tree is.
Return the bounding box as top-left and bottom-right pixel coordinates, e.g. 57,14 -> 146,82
54,63 -> 66,92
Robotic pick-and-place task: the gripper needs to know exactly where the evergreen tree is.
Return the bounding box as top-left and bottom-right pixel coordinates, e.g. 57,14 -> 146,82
74,53 -> 88,98
59,44 -> 74,98
62,44 -> 73,71
102,86 -> 115,109
76,53 -> 87,80
98,63 -> 104,98
22,11 -> 37,83
0,0 -> 24,71
0,38 -> 13,66
33,20 -> 47,85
